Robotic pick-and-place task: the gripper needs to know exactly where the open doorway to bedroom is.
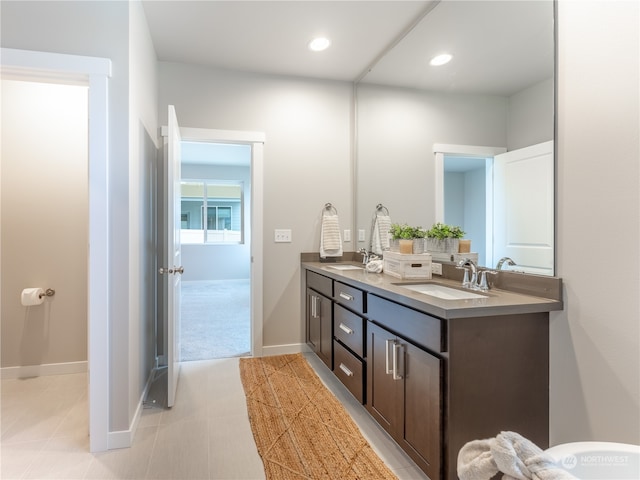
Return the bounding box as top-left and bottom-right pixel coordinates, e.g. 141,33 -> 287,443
179,141 -> 251,360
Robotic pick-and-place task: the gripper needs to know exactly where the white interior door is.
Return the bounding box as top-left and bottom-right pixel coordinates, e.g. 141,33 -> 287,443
164,105 -> 183,407
493,140 -> 554,275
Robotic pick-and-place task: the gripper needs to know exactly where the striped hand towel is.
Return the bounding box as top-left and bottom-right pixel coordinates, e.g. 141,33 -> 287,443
320,214 -> 342,258
372,215 -> 392,255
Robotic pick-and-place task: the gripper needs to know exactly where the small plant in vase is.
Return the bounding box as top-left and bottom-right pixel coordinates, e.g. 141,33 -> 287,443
426,223 -> 465,253
389,223 -> 426,254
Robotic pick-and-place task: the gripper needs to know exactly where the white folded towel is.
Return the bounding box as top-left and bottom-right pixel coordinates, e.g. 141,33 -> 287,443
458,431 -> 578,480
371,215 -> 392,255
320,214 -> 342,258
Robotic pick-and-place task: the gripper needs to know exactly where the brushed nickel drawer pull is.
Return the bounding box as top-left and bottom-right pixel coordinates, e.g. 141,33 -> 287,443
339,323 -> 353,335
385,339 -> 393,375
339,363 -> 354,377
393,343 -> 403,380
339,292 -> 354,301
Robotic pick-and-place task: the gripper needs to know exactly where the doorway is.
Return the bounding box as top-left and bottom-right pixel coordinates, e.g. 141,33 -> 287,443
180,142 -> 252,360
160,126 -> 265,369
1,48 -> 111,452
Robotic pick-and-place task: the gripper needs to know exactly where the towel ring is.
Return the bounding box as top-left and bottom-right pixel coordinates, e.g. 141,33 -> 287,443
374,204 -> 389,216
323,203 -> 338,215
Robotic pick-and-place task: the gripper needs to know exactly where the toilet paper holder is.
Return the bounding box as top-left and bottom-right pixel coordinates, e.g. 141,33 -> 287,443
40,288 -> 55,299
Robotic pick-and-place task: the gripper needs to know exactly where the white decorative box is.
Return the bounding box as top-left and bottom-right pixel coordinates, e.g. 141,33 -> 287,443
383,251 -> 432,280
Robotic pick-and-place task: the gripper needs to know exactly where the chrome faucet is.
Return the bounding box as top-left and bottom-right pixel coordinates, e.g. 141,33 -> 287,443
496,257 -> 517,270
457,258 -> 478,288
457,258 -> 497,291
358,248 -> 371,264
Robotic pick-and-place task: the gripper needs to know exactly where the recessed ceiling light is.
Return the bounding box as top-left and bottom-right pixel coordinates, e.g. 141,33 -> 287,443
308,37 -> 331,52
430,54 -> 453,66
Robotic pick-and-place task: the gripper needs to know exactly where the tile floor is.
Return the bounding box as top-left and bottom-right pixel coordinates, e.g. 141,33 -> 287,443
1,353 -> 428,479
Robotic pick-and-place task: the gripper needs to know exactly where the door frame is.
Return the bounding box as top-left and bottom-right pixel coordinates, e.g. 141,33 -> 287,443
1,48 -> 112,452
161,126 -> 265,357
433,143 -> 506,267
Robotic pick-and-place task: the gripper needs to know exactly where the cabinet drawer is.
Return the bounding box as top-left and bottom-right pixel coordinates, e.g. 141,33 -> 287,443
334,304 -> 365,358
334,281 -> 365,315
307,270 -> 332,298
368,294 -> 444,353
333,340 -> 365,404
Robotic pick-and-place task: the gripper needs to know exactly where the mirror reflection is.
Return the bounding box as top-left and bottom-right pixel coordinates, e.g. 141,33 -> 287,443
355,0 -> 555,275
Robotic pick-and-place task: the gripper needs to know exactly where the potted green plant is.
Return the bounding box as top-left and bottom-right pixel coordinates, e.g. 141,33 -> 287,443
389,223 -> 426,254
426,222 -> 465,253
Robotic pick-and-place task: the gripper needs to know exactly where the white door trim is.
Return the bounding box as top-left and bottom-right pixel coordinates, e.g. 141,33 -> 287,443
1,48 -> 112,452
432,144 -> 507,222
160,126 -> 265,357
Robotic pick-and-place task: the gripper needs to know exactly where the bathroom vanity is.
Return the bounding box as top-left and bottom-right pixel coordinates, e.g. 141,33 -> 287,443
301,254 -> 563,480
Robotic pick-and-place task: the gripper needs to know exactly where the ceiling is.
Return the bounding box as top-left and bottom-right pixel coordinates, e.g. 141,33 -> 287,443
142,0 -> 554,96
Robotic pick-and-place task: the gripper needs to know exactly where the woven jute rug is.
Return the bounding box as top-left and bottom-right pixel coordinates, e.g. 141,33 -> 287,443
239,353 -> 397,480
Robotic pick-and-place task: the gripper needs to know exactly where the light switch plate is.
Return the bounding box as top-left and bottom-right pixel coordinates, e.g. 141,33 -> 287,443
274,229 -> 292,243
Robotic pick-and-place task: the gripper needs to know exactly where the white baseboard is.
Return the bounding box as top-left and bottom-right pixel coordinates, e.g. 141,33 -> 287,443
1,360 -> 87,379
260,343 -> 311,357
107,365 -> 159,450
107,429 -> 132,450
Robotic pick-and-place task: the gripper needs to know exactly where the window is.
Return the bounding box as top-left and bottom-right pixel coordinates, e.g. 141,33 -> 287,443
180,180 -> 243,244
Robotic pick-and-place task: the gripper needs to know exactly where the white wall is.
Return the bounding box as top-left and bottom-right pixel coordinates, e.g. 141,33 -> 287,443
128,0 -> 159,431
508,78 -> 555,151
552,0 -> 639,444
1,80 -> 88,369
158,62 -> 353,349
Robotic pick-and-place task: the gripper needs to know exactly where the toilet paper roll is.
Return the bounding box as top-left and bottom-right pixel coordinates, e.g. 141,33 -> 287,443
21,288 -> 44,306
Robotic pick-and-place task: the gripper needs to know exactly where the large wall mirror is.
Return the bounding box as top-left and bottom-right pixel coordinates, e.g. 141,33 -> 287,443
355,0 -> 556,275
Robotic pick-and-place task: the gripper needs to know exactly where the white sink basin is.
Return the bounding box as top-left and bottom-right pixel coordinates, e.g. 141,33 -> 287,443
399,283 -> 487,300
325,264 -> 362,271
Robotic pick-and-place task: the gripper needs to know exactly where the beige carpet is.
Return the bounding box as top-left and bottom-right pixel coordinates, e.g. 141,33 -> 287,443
239,353 -> 397,480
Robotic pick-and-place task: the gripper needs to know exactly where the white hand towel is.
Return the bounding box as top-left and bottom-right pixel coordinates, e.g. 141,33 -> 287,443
372,215 -> 392,255
458,432 -> 578,480
320,214 -> 342,258
458,438 -> 500,480
493,432 -> 578,480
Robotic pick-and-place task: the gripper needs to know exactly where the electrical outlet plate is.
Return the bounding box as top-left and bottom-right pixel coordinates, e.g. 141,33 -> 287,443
344,229 -> 351,242
274,229 -> 292,243
358,229 -> 366,242
431,262 -> 443,275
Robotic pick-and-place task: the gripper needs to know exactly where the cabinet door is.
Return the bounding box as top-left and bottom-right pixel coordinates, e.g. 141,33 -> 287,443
307,288 -> 320,352
307,288 -> 333,369
399,339 -> 442,479
366,322 -> 401,433
318,293 -> 333,368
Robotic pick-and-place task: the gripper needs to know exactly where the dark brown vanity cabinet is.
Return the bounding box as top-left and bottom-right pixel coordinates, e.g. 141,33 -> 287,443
303,264 -> 557,480
306,271 -> 333,369
367,298 -> 442,480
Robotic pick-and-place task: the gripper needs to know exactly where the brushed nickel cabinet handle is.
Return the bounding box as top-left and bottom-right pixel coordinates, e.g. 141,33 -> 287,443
339,323 -> 353,335
339,292 -> 353,301
339,363 -> 354,377
393,343 -> 403,380
311,295 -> 319,318
385,339 -> 394,375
